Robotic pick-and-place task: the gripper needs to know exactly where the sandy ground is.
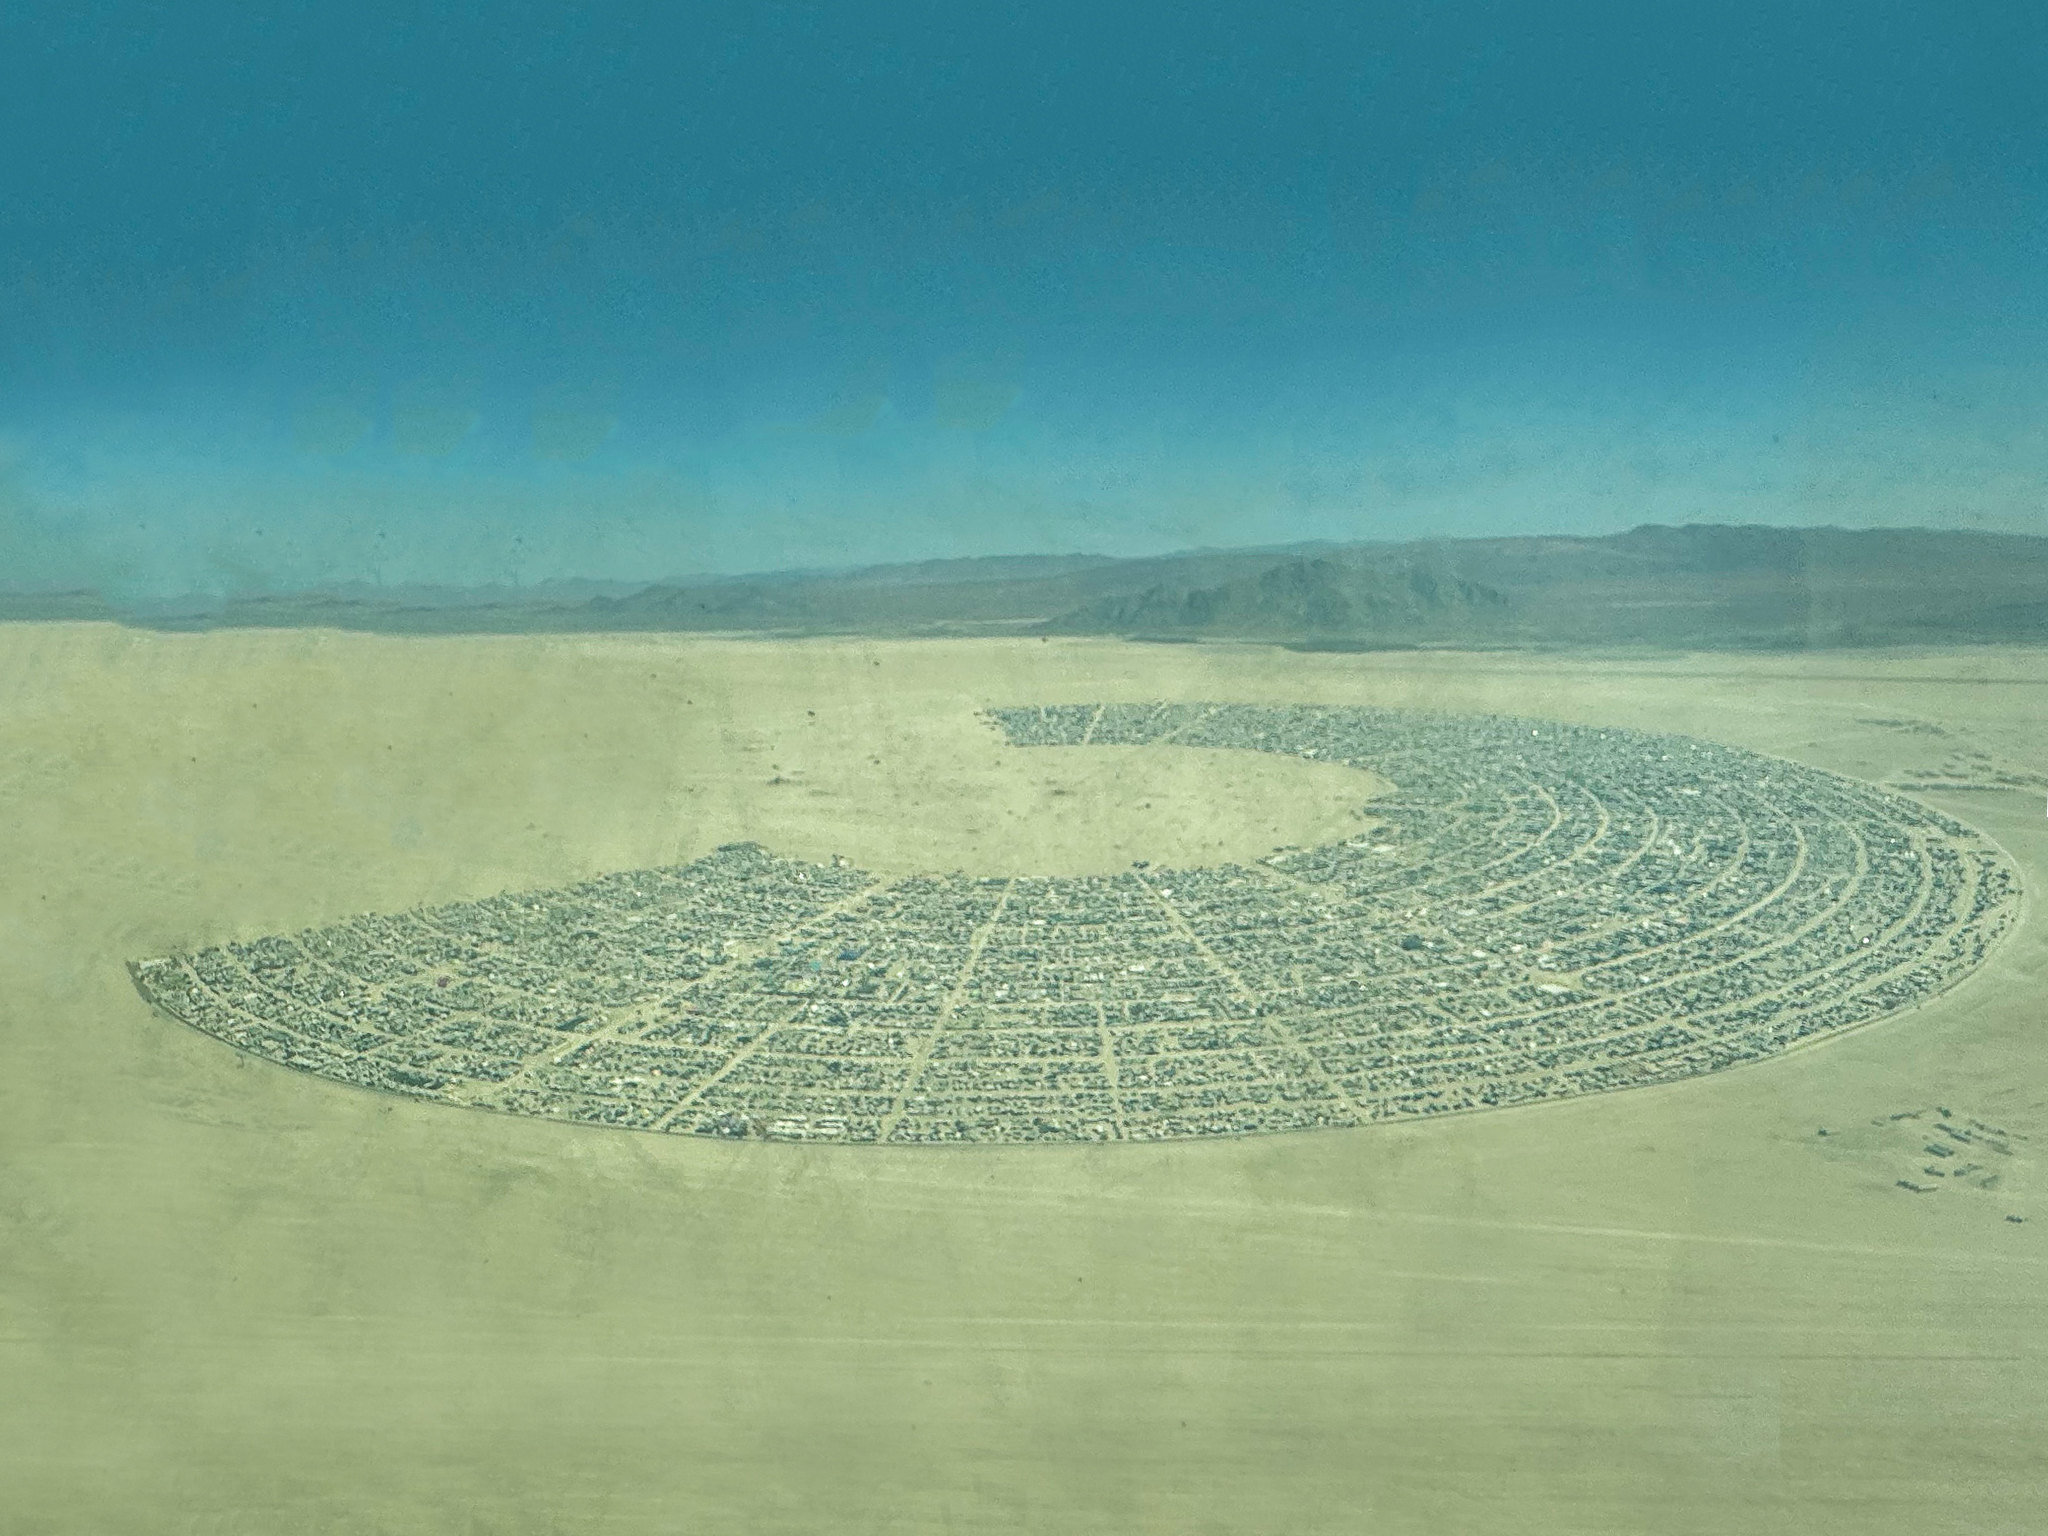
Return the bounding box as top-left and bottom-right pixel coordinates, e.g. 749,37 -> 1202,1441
2,624 -> 2045,1536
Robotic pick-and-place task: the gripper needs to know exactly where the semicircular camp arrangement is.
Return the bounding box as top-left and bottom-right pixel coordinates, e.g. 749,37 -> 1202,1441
130,705 -> 2022,1145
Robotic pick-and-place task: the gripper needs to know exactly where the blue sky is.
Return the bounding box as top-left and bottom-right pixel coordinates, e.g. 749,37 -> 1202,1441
3,1 -> 2044,596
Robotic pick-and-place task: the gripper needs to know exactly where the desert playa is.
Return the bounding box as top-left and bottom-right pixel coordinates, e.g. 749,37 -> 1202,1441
3,623 -> 2045,1534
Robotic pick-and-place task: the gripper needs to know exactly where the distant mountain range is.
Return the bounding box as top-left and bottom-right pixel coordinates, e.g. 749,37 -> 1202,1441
1046,555 -> 1511,642
8,524 -> 2048,651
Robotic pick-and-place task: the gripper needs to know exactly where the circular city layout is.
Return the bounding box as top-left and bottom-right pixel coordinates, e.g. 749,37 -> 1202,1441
130,703 -> 2023,1144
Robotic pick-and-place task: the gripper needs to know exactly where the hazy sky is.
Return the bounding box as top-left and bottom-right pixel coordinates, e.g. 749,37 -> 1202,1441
3,1 -> 2045,596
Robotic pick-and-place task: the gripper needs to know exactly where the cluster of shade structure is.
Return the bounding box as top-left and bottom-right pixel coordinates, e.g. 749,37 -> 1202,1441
130,703 -> 2021,1144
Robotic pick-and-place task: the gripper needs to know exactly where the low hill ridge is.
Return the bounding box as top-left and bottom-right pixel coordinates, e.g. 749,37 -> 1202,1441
8,523 -> 2045,650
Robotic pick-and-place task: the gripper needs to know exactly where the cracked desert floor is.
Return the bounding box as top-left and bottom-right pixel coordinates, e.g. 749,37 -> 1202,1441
3,624 -> 2045,1536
